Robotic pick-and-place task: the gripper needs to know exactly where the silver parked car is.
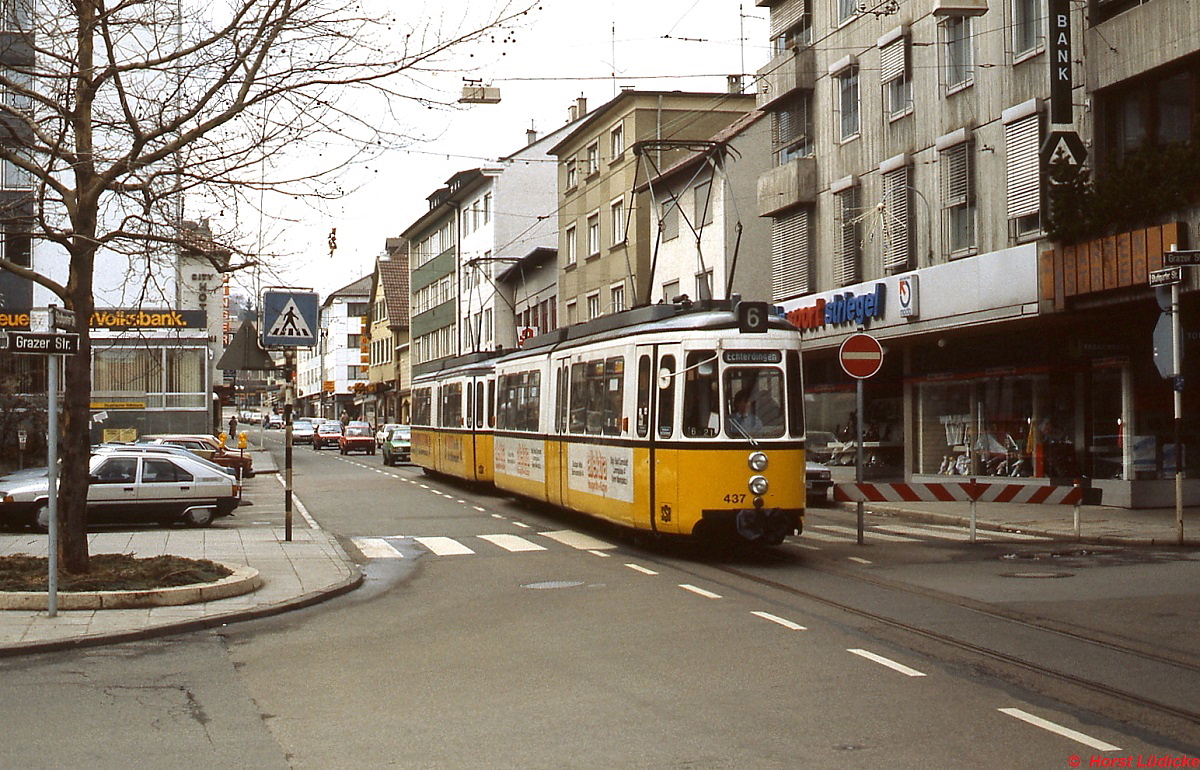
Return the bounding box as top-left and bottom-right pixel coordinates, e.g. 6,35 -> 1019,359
0,451 -> 242,531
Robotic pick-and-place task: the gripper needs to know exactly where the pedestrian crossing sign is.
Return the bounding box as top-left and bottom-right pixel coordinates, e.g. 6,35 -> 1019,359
261,290 -> 319,347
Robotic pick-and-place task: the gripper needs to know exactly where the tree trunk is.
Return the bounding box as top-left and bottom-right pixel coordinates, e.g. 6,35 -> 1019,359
58,261 -> 96,575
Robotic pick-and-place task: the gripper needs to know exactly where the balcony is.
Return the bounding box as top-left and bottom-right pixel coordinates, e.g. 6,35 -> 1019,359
758,156 -> 817,217
756,46 -> 816,110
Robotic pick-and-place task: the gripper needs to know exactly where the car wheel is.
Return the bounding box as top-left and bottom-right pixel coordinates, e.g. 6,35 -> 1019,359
183,507 -> 215,528
32,502 -> 50,533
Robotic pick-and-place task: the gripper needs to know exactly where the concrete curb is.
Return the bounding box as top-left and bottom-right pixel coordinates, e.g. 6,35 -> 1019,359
0,565 -> 262,611
0,565 -> 364,658
838,501 -> 1200,548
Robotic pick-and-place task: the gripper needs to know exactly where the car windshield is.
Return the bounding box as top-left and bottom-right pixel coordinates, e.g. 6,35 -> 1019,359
293,421 -> 313,430
346,426 -> 370,436
390,429 -> 410,440
319,425 -> 341,434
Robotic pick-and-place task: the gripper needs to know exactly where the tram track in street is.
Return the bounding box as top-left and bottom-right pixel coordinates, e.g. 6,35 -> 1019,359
698,547 -> 1200,745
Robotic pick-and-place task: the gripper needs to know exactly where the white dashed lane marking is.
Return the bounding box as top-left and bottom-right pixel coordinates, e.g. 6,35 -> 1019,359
998,708 -> 1121,752
848,648 -> 926,677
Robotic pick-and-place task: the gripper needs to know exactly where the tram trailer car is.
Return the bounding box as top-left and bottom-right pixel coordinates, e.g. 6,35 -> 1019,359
412,300 -> 808,545
411,352 -> 503,484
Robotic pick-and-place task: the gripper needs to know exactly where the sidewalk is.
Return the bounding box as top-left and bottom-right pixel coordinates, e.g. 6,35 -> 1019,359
825,496 -> 1200,547
0,446 -> 363,657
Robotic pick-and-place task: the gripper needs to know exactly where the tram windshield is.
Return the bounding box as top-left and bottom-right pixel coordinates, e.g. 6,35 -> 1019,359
723,368 -> 785,438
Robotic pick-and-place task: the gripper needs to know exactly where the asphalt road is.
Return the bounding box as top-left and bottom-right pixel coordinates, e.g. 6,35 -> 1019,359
0,434 -> 1195,768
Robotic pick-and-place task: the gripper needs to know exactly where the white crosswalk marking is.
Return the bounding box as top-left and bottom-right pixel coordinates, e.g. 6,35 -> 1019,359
354,537 -> 404,559
415,536 -> 476,556
478,534 -> 546,552
539,530 -> 617,551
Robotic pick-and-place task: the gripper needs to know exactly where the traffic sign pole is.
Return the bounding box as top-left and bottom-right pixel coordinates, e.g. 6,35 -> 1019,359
838,332 -> 884,545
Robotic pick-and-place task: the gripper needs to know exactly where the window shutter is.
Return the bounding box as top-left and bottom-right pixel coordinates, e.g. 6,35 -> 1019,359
1004,113 -> 1041,219
882,167 -> 912,271
771,208 -> 811,300
941,143 -> 971,205
879,38 -> 906,83
770,0 -> 807,37
836,188 -> 862,286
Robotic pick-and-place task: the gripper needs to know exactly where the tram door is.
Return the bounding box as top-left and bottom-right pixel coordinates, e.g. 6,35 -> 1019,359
549,357 -> 571,507
640,345 -> 680,534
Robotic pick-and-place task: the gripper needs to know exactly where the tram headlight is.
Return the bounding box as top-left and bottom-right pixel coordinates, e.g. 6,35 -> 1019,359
748,475 -> 769,495
748,451 -> 768,471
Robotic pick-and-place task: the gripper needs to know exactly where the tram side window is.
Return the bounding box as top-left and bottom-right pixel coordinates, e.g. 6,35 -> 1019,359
636,355 -> 651,437
603,356 -> 624,436
497,371 -> 541,432
683,350 -> 719,438
466,382 -> 474,429
569,363 -> 588,433
657,355 -> 676,438
585,360 -> 605,434
441,383 -> 462,428
487,379 -> 495,428
787,351 -> 804,438
413,388 -> 432,426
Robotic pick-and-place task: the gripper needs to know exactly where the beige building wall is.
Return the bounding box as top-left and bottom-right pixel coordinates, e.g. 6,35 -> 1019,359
550,91 -> 757,319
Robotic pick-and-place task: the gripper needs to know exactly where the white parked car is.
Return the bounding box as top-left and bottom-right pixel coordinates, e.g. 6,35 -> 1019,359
0,451 -> 242,531
376,423 -> 404,446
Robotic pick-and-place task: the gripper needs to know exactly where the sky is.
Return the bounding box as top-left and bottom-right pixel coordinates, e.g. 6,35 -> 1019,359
223,0 -> 771,302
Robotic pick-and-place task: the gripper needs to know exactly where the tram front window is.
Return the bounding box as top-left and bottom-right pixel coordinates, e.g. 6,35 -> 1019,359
724,368 -> 785,438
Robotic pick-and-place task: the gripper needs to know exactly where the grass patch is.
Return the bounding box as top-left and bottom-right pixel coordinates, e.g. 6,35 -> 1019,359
0,554 -> 233,592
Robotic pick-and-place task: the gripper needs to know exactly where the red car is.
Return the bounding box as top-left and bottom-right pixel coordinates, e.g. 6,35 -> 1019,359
311,422 -> 343,450
339,424 -> 376,455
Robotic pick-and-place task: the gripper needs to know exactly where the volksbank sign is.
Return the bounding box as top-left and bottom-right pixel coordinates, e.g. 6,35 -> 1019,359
0,308 -> 206,329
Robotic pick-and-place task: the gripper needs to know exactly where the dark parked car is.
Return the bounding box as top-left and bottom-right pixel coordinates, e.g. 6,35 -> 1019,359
380,426 -> 411,466
312,422 -> 343,450
806,461 -> 833,505
339,424 -> 376,455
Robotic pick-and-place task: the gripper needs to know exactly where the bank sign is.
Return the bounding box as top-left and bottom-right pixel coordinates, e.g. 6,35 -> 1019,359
784,283 -> 886,331
0,308 -> 206,329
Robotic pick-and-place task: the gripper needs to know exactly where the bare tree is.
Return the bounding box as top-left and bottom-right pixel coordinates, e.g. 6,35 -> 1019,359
0,0 -> 536,573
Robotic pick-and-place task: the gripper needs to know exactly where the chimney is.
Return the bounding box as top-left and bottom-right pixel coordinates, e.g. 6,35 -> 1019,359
727,74 -> 743,94
575,96 -> 588,118
526,125 -> 538,145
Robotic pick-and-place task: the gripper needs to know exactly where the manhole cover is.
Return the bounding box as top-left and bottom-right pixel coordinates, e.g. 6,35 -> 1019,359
522,580 -> 585,590
1001,571 -> 1074,579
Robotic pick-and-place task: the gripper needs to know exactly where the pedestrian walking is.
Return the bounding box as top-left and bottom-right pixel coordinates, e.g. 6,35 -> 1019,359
228,415 -> 238,438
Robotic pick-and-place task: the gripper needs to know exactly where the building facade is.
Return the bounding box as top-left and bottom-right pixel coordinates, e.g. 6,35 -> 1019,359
758,0 -> 1200,506
641,109 -> 773,305
296,275 -> 371,421
549,91 -> 758,322
363,240 -> 411,425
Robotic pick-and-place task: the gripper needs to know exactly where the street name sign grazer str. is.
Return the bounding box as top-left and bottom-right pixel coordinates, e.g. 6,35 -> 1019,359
0,331 -> 80,354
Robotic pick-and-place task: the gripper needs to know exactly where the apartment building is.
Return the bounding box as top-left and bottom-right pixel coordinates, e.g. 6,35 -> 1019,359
758,0 -> 1200,505
639,109 -> 773,305
548,91 -> 758,322
362,239 -> 411,425
296,275 -> 371,420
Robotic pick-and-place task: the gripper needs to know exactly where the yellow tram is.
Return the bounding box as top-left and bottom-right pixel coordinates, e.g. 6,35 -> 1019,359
411,300 -> 809,545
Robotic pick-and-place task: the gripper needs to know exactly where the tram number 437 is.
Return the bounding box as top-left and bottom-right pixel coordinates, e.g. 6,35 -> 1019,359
723,493 -> 747,504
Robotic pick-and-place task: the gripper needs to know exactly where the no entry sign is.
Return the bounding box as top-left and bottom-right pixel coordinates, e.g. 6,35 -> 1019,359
839,333 -> 884,379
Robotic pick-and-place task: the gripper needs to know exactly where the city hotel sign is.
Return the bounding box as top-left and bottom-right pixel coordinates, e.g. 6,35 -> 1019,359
0,308 -> 206,329
785,284 -> 886,331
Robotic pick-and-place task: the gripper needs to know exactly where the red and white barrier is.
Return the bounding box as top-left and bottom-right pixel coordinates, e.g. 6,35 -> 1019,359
834,481 -> 1083,505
